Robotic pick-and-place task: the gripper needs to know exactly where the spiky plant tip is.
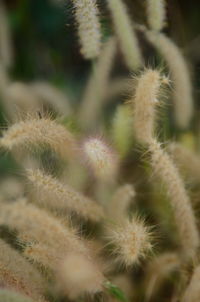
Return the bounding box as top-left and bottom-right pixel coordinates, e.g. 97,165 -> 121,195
0,115 -> 77,159
82,137 -> 119,181
72,0 -> 102,59
131,68 -> 164,144
132,67 -> 199,259
107,216 -> 153,267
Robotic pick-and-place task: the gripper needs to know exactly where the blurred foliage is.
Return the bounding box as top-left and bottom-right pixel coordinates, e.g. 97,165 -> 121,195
0,0 -> 199,171
104,280 -> 129,302
3,0 -> 200,93
0,1 -> 199,301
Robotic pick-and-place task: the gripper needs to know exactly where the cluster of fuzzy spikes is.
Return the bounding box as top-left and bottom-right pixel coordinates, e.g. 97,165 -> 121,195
0,66 -> 199,301
0,0 -> 199,302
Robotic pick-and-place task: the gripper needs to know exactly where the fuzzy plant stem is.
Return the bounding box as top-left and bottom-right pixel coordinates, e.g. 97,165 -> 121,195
146,32 -> 194,129
107,0 -> 143,70
132,69 -> 199,260
145,252 -> 180,301
72,0 -> 101,59
82,137 -> 119,181
0,198 -> 105,298
0,239 -> 46,301
106,184 -> 135,223
27,168 -> 104,222
146,0 -> 166,31
168,142 -> 200,182
0,117 -> 76,159
79,37 -> 117,129
31,81 -> 72,116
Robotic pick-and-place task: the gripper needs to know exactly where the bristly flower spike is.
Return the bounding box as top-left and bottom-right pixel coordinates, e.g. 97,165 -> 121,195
107,215 -> 153,267
146,0 -> 166,32
131,68 -> 199,259
82,137 -> 119,181
72,0 -> 102,59
107,0 -> 143,70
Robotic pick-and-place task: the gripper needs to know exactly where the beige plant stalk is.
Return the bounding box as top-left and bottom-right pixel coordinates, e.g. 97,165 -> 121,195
82,137 -> 119,181
0,198 -> 105,297
24,242 -> 60,271
107,0 -> 143,70
0,116 -> 76,159
168,142 -> 200,182
0,199 -> 87,256
146,0 -> 166,32
145,252 -> 180,301
27,168 -> 104,222
79,37 -> 116,129
106,184 -> 135,223
72,0 -> 101,59
25,243 -> 104,298
132,68 -> 199,259
0,239 -> 46,301
146,32 -> 193,129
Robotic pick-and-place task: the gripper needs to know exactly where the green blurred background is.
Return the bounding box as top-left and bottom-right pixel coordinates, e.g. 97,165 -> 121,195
3,0 -> 200,95
0,0 -> 200,173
